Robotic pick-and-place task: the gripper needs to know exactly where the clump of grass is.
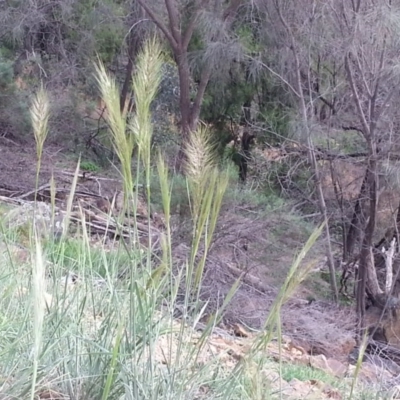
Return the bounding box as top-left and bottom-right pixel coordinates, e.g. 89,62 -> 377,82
93,36 -> 233,397
80,160 -> 100,172
280,363 -> 338,386
94,60 -> 133,208
0,38 -> 377,400
184,124 -> 230,291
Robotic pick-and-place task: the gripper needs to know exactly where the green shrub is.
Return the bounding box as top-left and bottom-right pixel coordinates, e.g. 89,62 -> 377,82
280,363 -> 339,386
80,160 -> 100,172
0,56 -> 13,89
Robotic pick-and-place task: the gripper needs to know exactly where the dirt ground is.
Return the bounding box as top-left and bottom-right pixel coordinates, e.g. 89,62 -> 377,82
0,137 -> 121,199
0,137 -> 358,361
198,211 -> 357,361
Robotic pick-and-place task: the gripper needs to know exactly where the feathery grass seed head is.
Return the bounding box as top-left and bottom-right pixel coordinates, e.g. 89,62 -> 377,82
30,86 -> 50,159
184,124 -> 217,185
131,37 -> 163,160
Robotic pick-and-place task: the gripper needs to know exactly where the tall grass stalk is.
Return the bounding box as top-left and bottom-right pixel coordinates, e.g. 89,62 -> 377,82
130,37 -> 163,254
348,332 -> 368,400
95,37 -> 166,398
30,232 -> 46,400
29,85 -> 49,399
184,125 -> 229,293
94,62 -> 133,208
62,157 -> 80,240
152,124 -> 233,394
157,154 -> 172,269
49,174 -> 56,235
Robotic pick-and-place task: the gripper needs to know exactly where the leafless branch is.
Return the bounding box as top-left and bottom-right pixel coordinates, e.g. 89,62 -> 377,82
136,0 -> 178,50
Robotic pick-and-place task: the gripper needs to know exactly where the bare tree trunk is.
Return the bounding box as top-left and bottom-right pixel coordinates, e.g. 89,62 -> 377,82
383,238 -> 396,295
120,38 -> 139,111
136,0 -> 240,172
120,5 -> 147,113
365,246 -> 383,298
174,51 -> 193,171
345,170 -> 368,261
176,52 -> 192,139
344,25 -> 390,320
356,152 -> 378,321
395,199 -> 400,246
120,32 -> 140,113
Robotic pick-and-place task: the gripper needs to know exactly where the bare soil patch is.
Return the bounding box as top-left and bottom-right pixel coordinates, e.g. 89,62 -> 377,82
195,210 -> 357,360
0,138 -> 120,199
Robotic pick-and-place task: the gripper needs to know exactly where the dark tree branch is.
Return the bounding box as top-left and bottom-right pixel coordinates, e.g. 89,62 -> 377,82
223,0 -> 243,22
136,0 -> 178,50
189,63 -> 212,130
342,125 -> 364,135
319,95 -> 335,111
345,54 -> 371,138
182,17 -> 197,50
165,0 -> 181,45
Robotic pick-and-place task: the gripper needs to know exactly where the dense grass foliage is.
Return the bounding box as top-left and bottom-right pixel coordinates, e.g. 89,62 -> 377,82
0,39 -> 374,400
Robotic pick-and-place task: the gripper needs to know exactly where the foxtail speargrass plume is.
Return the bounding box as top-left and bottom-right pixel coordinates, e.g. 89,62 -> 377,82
30,87 -> 49,399
184,124 -> 229,292
130,37 -> 163,250
94,61 -> 132,208
184,123 -> 217,179
31,85 -> 50,163
31,85 -> 50,203
130,37 -> 163,169
95,37 -> 163,213
184,123 -> 218,226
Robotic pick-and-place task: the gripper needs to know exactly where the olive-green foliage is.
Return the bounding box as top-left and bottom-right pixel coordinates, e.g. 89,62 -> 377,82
0,0 -> 128,141
80,160 -> 100,172
258,103 -> 291,145
280,363 -> 339,387
72,0 -> 125,65
0,51 -> 31,137
0,55 -> 13,89
198,11 -> 291,150
200,66 -> 256,125
45,239 -> 139,277
0,0 -> 127,77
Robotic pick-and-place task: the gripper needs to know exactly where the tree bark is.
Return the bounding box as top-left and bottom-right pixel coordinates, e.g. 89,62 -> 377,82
356,150 -> 378,322
120,33 -> 139,113
345,170 -> 368,261
120,5 -> 147,113
137,0 -> 241,172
